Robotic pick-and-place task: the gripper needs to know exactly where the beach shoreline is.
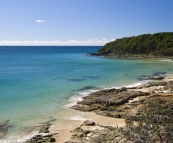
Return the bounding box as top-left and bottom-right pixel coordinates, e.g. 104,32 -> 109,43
1,72 -> 173,142
0,80 -> 148,142
16,73 -> 173,143
59,74 -> 173,142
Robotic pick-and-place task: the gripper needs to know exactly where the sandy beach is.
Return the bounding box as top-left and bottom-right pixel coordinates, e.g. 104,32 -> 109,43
49,111 -> 125,143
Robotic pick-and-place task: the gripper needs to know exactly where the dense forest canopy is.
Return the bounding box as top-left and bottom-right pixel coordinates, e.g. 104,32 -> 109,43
96,32 -> 173,56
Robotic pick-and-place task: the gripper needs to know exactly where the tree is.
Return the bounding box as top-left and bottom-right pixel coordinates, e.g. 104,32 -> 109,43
96,32 -> 173,57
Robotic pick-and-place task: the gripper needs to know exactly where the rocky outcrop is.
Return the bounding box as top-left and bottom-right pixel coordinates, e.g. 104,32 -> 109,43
67,75 -> 173,143
65,121 -> 125,143
70,79 -> 173,119
143,80 -> 173,90
24,124 -> 57,143
70,87 -> 149,119
83,120 -> 96,126
138,72 -> 166,81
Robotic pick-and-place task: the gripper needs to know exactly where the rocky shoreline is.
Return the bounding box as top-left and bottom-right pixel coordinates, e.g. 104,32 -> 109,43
70,87 -> 149,119
65,120 -> 124,143
65,75 -> 173,142
69,76 -> 173,120
90,53 -> 173,60
5,74 -> 173,143
24,124 -> 57,143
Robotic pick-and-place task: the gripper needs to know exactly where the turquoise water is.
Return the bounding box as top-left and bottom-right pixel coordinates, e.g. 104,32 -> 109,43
1,46 -> 173,141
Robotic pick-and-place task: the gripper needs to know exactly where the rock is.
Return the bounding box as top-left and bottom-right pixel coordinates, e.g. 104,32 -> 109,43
72,133 -> 77,137
87,133 -> 93,137
116,114 -> 121,118
83,130 -> 90,134
42,134 -> 53,137
73,127 -> 83,133
39,125 -> 50,133
139,73 -> 166,81
49,138 -> 56,142
85,137 -> 90,141
77,90 -> 143,105
76,133 -> 84,137
83,120 -> 96,126
23,124 -> 58,143
70,87 -> 149,120
67,122 -> 127,143
0,120 -> 10,139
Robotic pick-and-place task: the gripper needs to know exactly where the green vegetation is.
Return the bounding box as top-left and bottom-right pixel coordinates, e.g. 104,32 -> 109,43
96,32 -> 173,56
120,97 -> 173,142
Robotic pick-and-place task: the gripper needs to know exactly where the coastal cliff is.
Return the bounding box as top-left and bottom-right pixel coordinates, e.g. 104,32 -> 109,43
93,32 -> 173,57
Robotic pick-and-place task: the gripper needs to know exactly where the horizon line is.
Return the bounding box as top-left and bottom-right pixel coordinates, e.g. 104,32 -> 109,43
0,45 -> 103,46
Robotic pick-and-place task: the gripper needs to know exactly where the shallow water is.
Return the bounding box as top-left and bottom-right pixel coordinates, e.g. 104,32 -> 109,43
0,46 -> 173,142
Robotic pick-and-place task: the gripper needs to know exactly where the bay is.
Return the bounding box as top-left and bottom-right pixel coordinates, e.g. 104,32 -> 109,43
0,46 -> 173,141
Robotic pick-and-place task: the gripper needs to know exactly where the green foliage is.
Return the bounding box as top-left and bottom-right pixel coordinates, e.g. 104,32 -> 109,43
120,97 -> 173,143
97,32 -> 173,56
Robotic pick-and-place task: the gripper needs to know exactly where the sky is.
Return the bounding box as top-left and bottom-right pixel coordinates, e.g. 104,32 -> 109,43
0,0 -> 173,46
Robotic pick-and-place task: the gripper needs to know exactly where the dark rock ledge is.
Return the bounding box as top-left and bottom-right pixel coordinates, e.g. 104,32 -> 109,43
70,87 -> 149,119
24,124 -> 57,143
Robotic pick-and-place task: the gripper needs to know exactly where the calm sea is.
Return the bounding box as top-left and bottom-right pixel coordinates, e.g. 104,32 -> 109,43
1,46 -> 173,142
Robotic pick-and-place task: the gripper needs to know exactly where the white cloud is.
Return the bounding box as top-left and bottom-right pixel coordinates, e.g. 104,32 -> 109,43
0,38 -> 112,46
27,31 -> 31,34
36,20 -> 45,23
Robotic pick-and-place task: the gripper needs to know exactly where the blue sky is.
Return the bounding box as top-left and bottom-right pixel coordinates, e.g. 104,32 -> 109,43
0,0 -> 173,45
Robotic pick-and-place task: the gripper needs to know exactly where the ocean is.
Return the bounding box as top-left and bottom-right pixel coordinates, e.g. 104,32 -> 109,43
1,46 -> 173,142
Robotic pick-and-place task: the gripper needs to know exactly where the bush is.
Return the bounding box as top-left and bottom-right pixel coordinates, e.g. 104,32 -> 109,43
120,97 -> 173,143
